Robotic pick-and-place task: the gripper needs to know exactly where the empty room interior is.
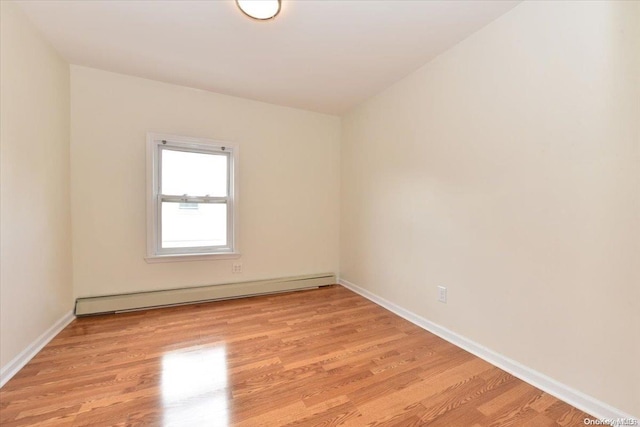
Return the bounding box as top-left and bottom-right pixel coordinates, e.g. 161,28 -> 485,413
1,0 -> 638,425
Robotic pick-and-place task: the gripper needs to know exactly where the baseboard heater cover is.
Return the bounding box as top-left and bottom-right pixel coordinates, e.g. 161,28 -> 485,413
75,273 -> 335,316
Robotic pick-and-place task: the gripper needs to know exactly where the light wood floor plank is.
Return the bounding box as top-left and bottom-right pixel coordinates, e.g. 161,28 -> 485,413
0,285 -> 595,426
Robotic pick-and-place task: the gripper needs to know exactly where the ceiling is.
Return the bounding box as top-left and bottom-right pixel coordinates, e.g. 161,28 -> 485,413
17,0 -> 519,115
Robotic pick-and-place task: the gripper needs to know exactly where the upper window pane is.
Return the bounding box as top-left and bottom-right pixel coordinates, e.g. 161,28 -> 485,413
161,149 -> 228,197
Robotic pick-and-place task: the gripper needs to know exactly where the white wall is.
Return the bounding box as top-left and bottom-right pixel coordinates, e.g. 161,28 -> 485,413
341,0 -> 639,417
70,66 -> 340,298
0,1 -> 72,367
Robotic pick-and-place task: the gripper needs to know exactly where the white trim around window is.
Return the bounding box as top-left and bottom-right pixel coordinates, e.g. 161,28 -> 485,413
145,133 -> 240,262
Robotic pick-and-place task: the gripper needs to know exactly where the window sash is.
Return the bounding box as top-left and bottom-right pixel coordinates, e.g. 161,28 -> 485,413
159,146 -> 230,198
160,195 -> 229,204
157,197 -> 232,255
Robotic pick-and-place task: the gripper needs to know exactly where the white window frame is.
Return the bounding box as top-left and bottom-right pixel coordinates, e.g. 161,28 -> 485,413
145,133 -> 239,262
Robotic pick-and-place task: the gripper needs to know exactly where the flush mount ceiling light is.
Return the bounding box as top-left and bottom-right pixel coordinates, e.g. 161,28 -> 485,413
236,0 -> 281,21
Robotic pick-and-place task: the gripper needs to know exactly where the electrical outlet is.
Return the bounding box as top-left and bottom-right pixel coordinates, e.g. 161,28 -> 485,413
232,263 -> 242,274
437,286 -> 447,303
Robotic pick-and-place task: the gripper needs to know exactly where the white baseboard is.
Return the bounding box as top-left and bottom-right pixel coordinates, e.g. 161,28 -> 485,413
338,278 -> 636,421
0,310 -> 75,388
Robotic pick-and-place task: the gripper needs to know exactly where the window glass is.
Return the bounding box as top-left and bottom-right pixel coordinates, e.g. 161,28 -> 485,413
161,149 -> 228,197
161,202 -> 227,249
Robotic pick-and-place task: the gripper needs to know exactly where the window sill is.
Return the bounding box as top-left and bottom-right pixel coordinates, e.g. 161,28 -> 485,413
145,252 -> 241,263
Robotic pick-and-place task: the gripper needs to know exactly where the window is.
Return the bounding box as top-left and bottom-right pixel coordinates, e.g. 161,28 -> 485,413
146,133 -> 239,261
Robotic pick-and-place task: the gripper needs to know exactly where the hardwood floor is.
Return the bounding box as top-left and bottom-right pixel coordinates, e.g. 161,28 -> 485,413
0,285 -> 594,426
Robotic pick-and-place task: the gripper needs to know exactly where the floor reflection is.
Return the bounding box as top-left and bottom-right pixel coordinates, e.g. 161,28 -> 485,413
161,345 -> 229,427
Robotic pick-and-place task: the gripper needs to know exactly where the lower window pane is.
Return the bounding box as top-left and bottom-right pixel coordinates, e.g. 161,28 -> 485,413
161,202 -> 227,249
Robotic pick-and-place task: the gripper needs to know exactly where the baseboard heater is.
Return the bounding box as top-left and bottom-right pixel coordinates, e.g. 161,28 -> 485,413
75,273 -> 335,316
